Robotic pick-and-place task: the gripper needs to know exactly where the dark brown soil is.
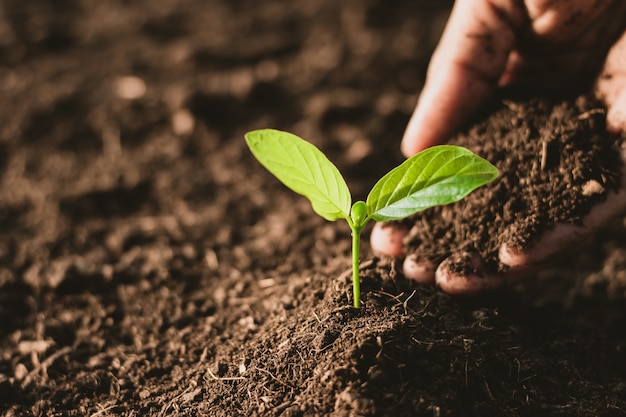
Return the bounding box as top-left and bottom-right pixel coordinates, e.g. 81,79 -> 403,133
402,97 -> 624,273
1,1 -> 626,417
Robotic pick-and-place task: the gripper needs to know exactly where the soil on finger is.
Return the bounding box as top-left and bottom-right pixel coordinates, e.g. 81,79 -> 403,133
401,97 -> 624,273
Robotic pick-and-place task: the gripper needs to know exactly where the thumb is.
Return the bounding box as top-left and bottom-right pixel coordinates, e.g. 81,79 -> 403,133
401,0 -> 522,157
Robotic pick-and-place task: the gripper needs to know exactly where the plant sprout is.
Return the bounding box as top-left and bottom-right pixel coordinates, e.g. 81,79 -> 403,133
245,129 -> 499,308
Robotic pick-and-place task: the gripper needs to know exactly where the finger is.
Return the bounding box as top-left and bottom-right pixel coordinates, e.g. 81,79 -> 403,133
500,0 -> 621,92
606,90 -> 626,134
597,28 -> 626,133
401,0 -> 524,156
525,0 -> 616,42
402,254 -> 436,284
435,252 -> 508,295
498,223 -> 588,268
500,185 -> 626,268
370,222 -> 409,258
501,147 -> 626,268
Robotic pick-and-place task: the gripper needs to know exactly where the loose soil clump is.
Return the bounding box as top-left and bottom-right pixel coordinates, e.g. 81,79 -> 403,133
402,97 -> 624,273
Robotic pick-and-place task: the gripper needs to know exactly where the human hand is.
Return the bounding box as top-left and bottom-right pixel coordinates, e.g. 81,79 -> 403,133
371,0 -> 626,294
402,0 -> 626,156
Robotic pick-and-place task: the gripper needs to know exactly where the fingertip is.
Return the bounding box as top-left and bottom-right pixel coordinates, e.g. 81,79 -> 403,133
403,254 -> 436,284
498,242 -> 529,268
435,252 -> 502,295
370,222 -> 408,258
400,123 -> 424,158
400,94 -> 446,157
606,94 -> 626,135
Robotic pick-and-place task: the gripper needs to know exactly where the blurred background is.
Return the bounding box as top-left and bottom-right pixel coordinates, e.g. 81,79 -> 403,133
0,0 -> 452,294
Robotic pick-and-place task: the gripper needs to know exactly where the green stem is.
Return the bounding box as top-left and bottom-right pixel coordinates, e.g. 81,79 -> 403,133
352,226 -> 361,308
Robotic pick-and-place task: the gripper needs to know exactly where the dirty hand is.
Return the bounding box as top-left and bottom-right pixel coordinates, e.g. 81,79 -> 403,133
371,0 -> 626,294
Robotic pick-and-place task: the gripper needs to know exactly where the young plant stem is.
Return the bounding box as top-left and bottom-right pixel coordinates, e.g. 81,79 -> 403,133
352,226 -> 361,308
245,130 -> 499,309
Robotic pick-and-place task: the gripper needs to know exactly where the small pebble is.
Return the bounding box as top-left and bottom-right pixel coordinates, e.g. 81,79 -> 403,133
581,179 -> 604,196
114,76 -> 146,100
18,340 -> 51,355
171,109 -> 195,136
14,363 -> 28,381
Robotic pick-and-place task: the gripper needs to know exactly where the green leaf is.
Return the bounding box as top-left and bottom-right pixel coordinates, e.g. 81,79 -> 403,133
245,129 -> 351,221
367,145 -> 498,221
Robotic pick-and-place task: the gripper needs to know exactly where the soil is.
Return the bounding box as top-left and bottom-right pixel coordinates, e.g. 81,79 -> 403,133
401,97 -> 624,274
1,1 -> 626,417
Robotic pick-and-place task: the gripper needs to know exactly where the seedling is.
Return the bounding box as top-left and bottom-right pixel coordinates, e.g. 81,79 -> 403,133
245,129 -> 498,308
